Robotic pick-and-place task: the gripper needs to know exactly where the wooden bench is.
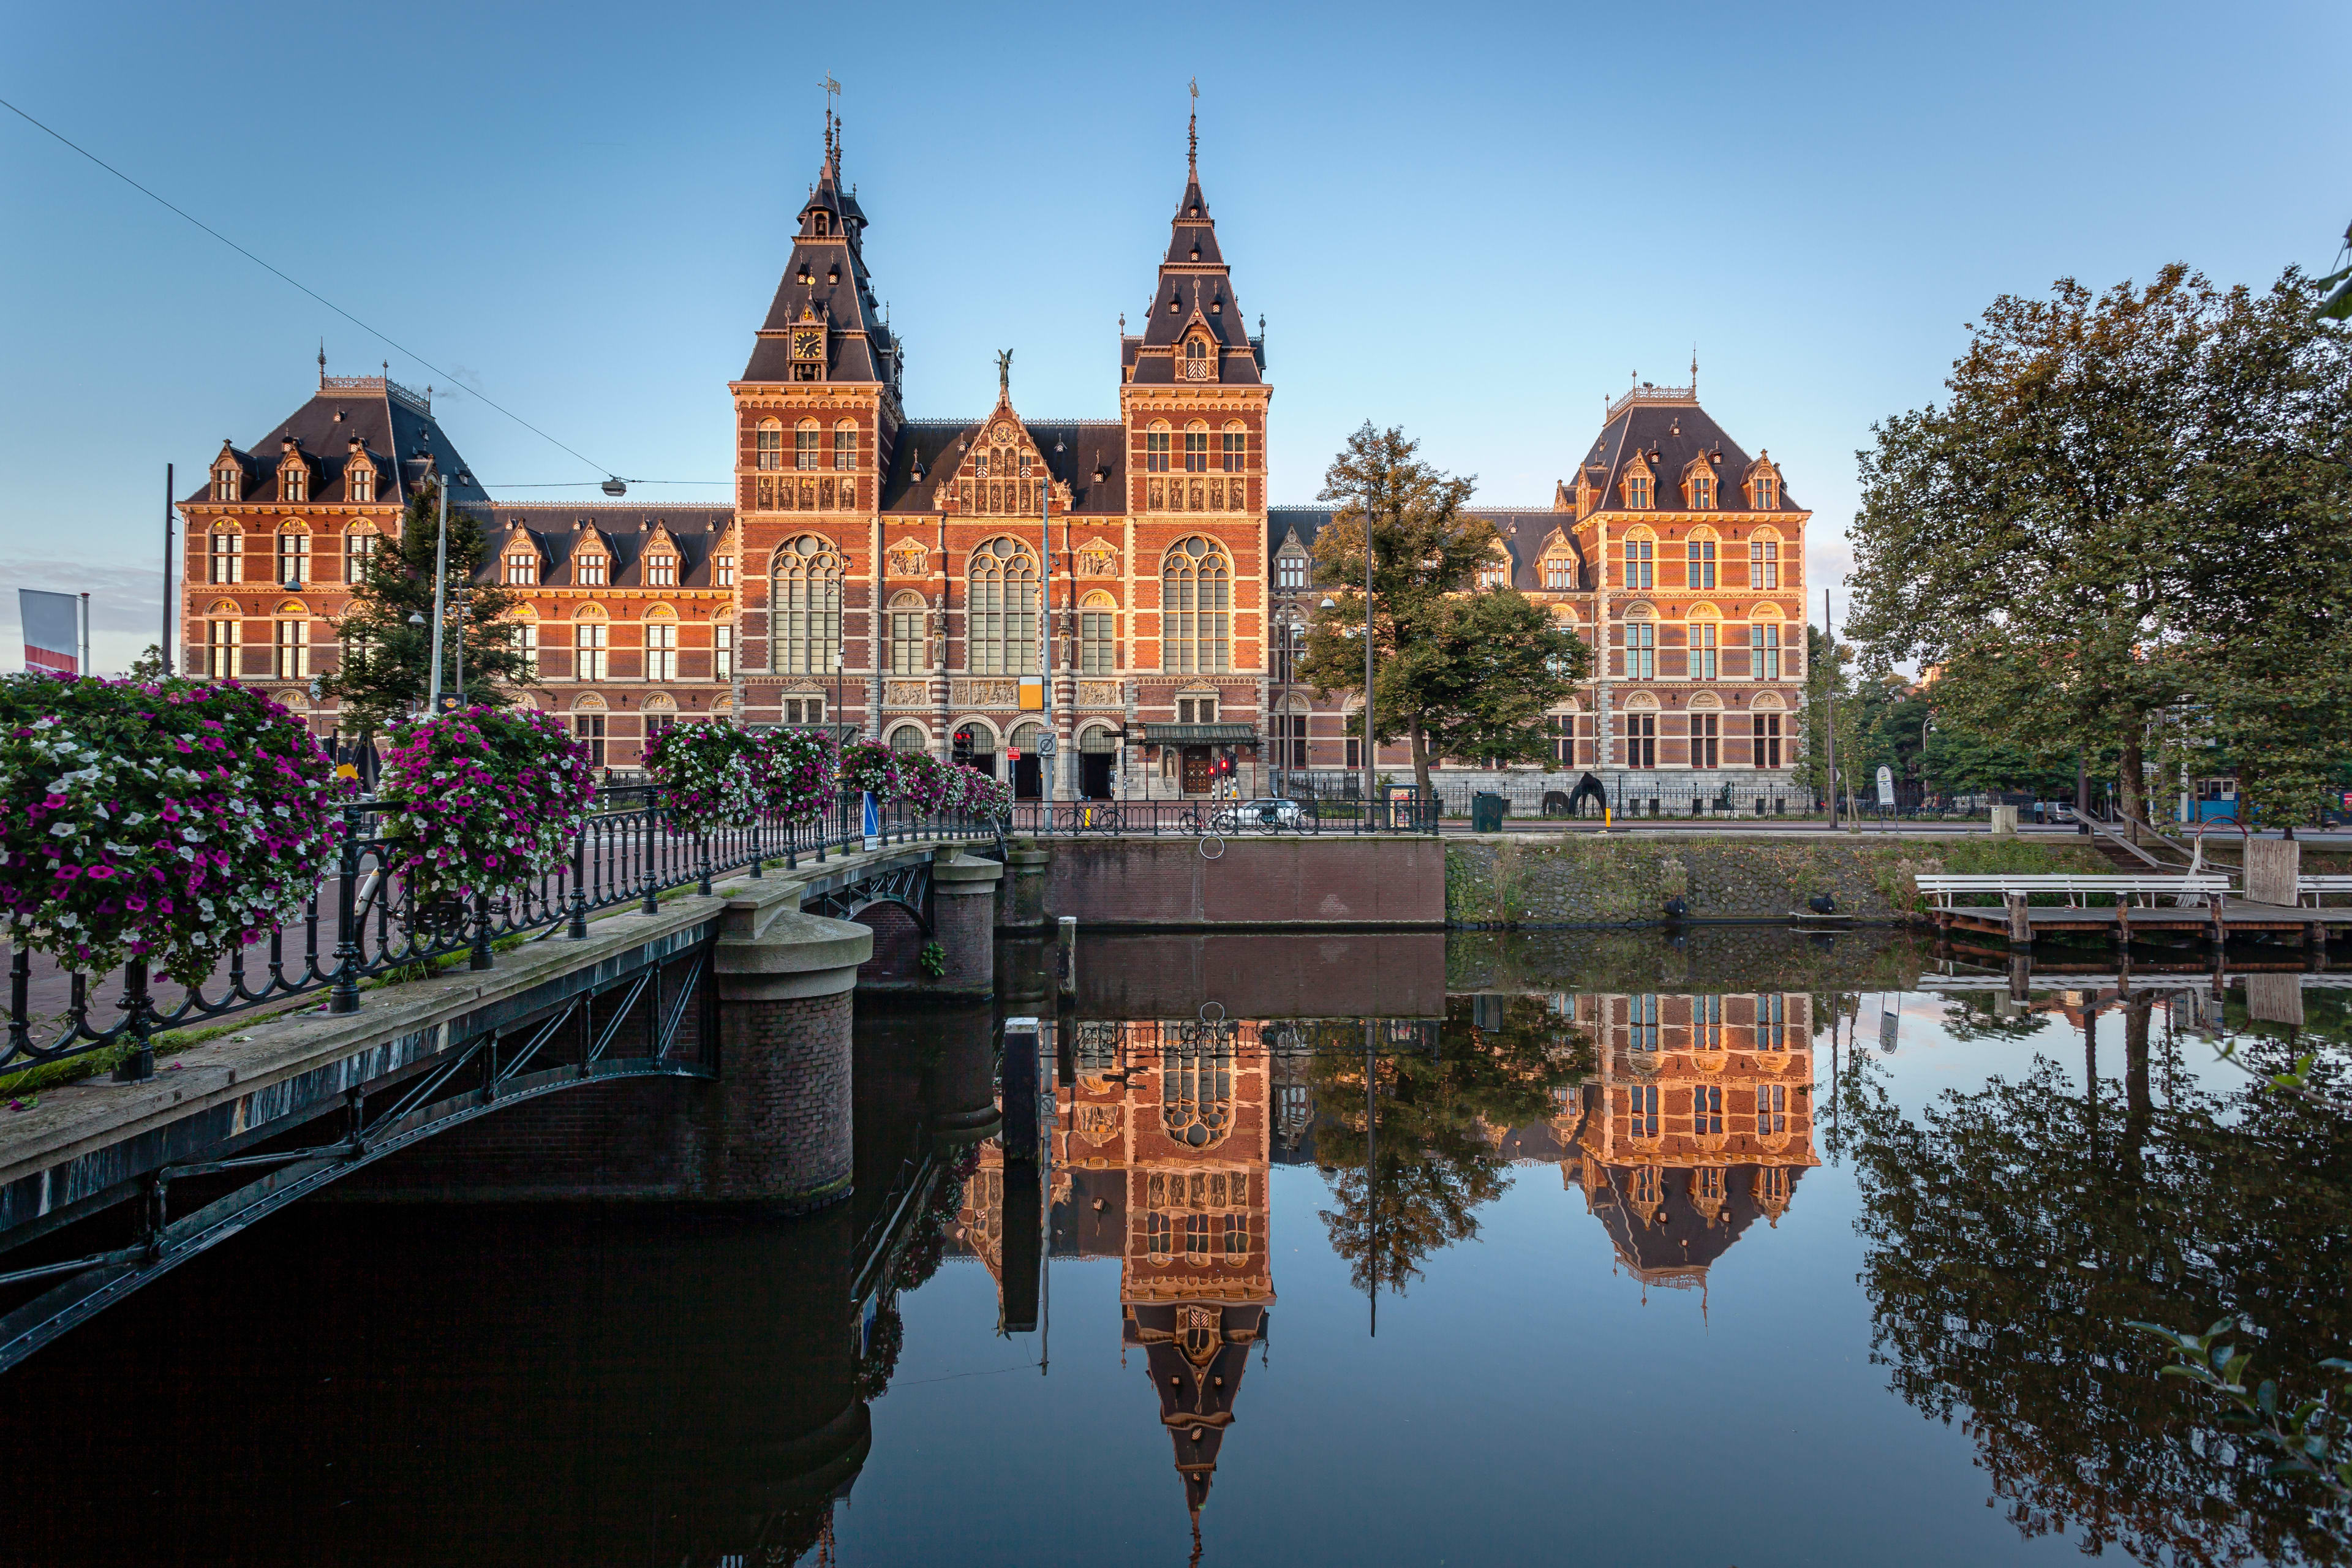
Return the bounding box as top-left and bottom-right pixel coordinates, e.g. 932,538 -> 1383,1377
2299,875 -> 2352,908
1912,874 -> 2234,911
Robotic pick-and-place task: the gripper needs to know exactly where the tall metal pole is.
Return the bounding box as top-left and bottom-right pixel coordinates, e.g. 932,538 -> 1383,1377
1823,587 -> 1838,830
162,463 -> 175,674
78,593 -> 90,677
427,478 -> 450,713
451,585 -> 465,709
1040,477 -> 1056,804
1365,1015 -> 1378,1336
1362,506 -> 1376,811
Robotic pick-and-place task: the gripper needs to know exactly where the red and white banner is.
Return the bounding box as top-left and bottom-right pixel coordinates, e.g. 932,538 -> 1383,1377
19,589 -> 80,674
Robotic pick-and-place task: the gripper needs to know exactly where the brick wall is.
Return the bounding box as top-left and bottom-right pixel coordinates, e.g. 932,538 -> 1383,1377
1035,838 -> 1445,927
709,989 -> 854,1209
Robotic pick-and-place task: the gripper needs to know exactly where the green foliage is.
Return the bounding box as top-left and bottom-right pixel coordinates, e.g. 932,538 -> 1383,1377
918,941 -> 947,978
323,481 -> 530,735
2130,1316 -> 2351,1512
1846,1009 -> 2352,1561
126,644 -> 168,681
1847,265 -> 2352,831
1299,424 -> 1586,796
1310,998 -> 1590,1296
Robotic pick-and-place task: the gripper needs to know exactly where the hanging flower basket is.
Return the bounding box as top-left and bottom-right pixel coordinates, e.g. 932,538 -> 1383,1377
960,767 -> 1012,820
377,707 -> 595,907
839,739 -> 905,802
643,723 -> 761,834
893,750 -> 953,814
755,726 -> 840,825
0,674 -> 339,986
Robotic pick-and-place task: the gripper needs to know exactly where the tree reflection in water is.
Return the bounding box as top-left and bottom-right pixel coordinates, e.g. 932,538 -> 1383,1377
1309,995 -> 1591,1300
1847,991 -> 2352,1565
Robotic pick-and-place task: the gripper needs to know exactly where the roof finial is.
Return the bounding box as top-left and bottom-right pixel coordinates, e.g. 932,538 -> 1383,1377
819,74 -> 842,176
317,339 -> 327,386
996,347 -> 1013,399
1187,78 -> 1198,176
1691,344 -> 1698,396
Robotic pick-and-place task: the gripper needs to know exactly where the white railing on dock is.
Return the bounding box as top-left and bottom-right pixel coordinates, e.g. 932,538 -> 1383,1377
2297,876 -> 2352,908
1913,873 -> 2234,911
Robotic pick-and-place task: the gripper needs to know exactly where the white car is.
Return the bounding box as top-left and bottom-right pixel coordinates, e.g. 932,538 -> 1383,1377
1210,797 -> 1310,832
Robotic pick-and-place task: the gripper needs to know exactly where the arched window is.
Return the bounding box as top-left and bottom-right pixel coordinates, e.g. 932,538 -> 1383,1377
273,603 -> 309,679
344,522 -> 379,584
574,603 -> 609,680
206,602 -> 241,678
1161,1034 -> 1234,1148
888,724 -> 927,755
1183,336 -> 1210,379
1750,463 -> 1779,510
1145,421 -> 1171,474
1688,603 -> 1722,682
1221,421 -> 1247,473
274,524 -> 310,587
347,454 -> 374,503
772,535 -> 843,675
1161,537 -> 1231,674
794,420 -> 820,470
209,524 -> 243,585
888,590 -> 927,674
1183,421 -> 1210,473
502,535 -> 537,585
1079,590 -> 1117,675
833,420 -> 858,473
756,418 -> 782,471
1749,530 -> 1782,590
1686,529 -> 1717,589
1621,532 -> 1653,590
644,604 -> 678,680
1694,1083 -> 1724,1137
512,609 -> 540,678
1689,470 -> 1715,509
968,538 -> 1039,676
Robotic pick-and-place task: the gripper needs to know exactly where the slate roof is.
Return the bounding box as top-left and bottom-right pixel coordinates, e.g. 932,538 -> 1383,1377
1267,505 -> 1595,594
467,503 -> 736,590
186,379 -> 489,510
1585,1162 -> 1806,1283
878,415 -> 1128,516
741,138 -> 901,390
1572,394 -> 1799,516
1122,156 -> 1265,388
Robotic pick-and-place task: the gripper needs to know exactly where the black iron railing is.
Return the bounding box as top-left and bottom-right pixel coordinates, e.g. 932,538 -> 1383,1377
3,787 -> 1001,1082
1001,794 -> 1438,838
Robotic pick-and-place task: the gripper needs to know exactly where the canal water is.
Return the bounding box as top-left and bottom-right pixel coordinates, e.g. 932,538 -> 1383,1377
4,930 -> 2346,1567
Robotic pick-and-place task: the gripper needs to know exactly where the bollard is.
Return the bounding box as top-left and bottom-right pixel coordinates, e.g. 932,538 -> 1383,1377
1001,1016 -> 1042,1158
998,1014 -> 1045,1333
1055,915 -> 1077,1003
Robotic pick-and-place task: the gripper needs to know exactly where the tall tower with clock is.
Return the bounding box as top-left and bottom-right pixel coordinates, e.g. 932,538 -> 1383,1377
729,114 -> 905,730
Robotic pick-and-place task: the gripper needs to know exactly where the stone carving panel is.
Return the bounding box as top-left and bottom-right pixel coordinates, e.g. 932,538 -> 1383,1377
1076,681 -> 1122,709
883,680 -> 930,708
952,679 -> 1021,707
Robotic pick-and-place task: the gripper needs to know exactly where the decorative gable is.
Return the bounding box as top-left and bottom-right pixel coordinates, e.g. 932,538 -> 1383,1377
940,404 -> 1074,518
211,442 -> 246,503
885,535 -> 930,578
1619,450 -> 1655,510
344,435 -> 379,503
1681,450 -> 1722,510
276,436 -> 312,503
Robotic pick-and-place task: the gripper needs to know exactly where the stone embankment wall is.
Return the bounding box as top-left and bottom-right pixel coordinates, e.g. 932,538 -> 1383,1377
1446,834 -> 2110,927
1036,837 -> 1446,928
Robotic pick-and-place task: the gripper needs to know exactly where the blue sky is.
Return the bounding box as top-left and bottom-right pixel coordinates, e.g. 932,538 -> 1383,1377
5,0 -> 2346,672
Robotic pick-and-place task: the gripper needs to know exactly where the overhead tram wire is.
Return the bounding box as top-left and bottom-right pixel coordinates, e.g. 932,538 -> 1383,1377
1,94 -> 628,491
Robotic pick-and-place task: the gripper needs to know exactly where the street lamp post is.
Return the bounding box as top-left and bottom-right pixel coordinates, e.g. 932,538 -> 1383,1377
426,479 -> 450,712
1362,510 -> 1376,813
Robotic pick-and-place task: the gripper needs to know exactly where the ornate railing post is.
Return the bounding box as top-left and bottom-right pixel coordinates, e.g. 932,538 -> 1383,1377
8,947 -> 33,1063
108,960 -> 154,1084
697,829 -> 714,898
469,891 -> 494,971
329,802 -> 364,1012
641,792 -> 661,915
567,824 -> 590,940
748,814 -> 765,879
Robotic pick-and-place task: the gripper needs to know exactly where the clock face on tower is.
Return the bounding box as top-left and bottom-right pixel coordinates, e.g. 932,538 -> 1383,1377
793,330 -> 823,360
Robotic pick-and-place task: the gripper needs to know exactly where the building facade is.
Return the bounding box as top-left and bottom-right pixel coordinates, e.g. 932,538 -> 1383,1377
180,118 -> 1807,797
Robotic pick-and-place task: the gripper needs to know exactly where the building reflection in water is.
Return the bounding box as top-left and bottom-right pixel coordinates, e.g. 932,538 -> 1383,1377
951,990 -> 1819,1539
1550,988 -> 1820,1302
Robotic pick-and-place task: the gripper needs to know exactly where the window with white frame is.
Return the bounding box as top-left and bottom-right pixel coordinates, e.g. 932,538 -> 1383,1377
1687,538 -> 1715,589
505,548 -> 537,585
1750,537 -> 1780,589
1751,623 -> 1781,680
210,529 -> 243,584
713,621 -> 733,679
1623,537 -> 1653,589
773,535 -> 844,675
277,530 -> 309,586
274,617 -> 309,679
1276,554 -> 1306,590
1161,537 -> 1231,674
346,530 -> 377,582
1625,621 -> 1655,679
645,619 -> 677,680
208,617 -> 240,678
576,619 -> 608,680
968,540 -> 1038,676
574,552 -> 606,586
644,554 -> 676,586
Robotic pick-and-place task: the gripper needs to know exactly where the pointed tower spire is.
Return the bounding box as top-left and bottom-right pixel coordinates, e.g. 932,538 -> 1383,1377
1691,344 -> 1699,397
1187,78 -> 1199,177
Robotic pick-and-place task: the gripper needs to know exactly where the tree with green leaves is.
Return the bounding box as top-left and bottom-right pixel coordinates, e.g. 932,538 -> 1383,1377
1298,424 -> 1586,797
1846,1005 -> 2352,1562
1311,995 -> 1589,1298
323,481 -> 530,740
1849,265 -> 2352,835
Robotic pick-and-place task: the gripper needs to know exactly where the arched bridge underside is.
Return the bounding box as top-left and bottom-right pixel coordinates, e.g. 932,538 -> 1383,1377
0,839 -> 990,1374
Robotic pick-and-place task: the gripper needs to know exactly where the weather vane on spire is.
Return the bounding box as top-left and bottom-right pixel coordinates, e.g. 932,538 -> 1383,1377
1188,78 -> 1198,174
820,74 -> 842,170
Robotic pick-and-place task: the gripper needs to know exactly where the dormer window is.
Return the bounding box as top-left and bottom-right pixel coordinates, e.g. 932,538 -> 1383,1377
645,553 -> 676,586
1752,472 -> 1777,510
1477,561 -> 1507,590
1276,553 -> 1306,590
810,211 -> 830,236
213,464 -> 239,502
505,548 -> 537,585
348,456 -> 374,503
1183,337 -> 1212,380
279,459 -> 307,503
575,552 -> 606,586
1691,474 -> 1714,508
1543,554 -> 1575,590
1625,473 -> 1652,509
715,553 -> 736,587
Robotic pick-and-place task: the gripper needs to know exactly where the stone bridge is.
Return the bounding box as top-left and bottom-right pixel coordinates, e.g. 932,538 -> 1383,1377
0,832 -> 1442,1371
